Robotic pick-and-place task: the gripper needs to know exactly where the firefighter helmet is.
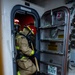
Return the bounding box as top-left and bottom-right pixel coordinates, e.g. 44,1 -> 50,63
14,19 -> 19,24
26,25 -> 37,35
14,19 -> 20,33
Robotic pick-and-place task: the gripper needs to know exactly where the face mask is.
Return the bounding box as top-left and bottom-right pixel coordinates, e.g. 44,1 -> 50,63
14,24 -> 20,34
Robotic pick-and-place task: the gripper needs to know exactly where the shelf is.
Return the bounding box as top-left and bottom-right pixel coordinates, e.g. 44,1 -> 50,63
40,51 -> 64,56
40,38 -> 63,42
40,61 -> 62,68
39,24 -> 65,29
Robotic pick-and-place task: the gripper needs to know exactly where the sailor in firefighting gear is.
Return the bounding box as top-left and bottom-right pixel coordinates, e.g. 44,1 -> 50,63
14,19 -> 37,75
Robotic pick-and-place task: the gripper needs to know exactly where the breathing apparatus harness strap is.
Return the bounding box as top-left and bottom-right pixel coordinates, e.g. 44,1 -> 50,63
16,32 -> 35,59
16,32 -> 35,71
18,32 -> 33,49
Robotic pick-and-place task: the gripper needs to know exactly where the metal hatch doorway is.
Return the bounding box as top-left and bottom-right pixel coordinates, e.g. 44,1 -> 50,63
11,5 -> 40,75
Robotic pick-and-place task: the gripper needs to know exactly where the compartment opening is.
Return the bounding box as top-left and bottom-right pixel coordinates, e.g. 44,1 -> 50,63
14,12 -> 38,75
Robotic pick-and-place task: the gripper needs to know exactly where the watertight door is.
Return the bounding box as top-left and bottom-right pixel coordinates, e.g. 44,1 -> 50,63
39,6 -> 70,75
